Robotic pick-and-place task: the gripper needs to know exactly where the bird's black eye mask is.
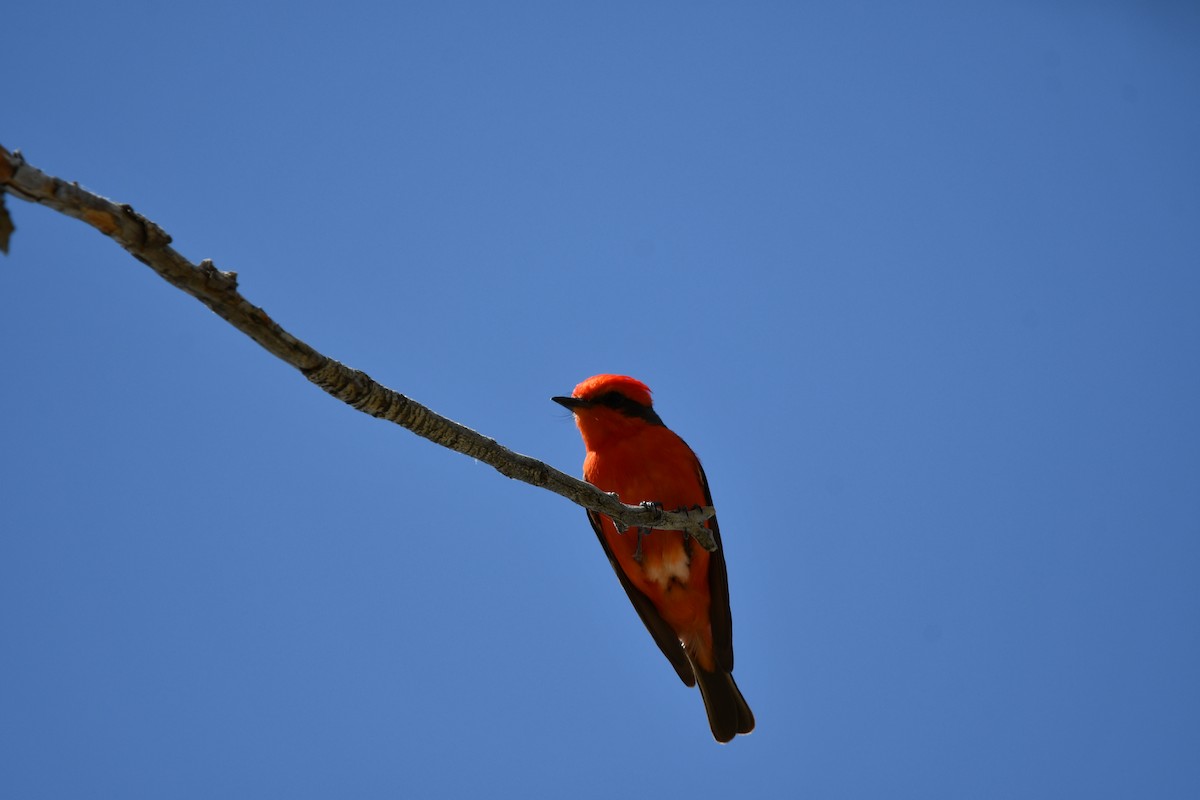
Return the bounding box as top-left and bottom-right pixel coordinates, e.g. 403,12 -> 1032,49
592,391 -> 665,426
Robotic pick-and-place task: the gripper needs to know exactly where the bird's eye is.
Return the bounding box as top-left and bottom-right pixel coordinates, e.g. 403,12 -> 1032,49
598,392 -> 625,409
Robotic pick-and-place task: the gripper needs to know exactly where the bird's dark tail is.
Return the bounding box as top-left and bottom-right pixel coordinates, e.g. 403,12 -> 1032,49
694,666 -> 755,743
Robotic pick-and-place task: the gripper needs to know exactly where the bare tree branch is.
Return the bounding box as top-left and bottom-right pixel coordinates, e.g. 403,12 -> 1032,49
0,144 -> 718,550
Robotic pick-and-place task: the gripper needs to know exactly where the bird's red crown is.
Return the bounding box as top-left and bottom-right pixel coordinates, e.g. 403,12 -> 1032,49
572,374 -> 654,408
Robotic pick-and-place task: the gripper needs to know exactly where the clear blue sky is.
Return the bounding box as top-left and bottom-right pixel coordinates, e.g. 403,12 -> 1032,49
3,2 -> 1198,797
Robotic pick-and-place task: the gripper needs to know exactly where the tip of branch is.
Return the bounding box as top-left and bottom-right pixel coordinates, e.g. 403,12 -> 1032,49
0,195 -> 12,255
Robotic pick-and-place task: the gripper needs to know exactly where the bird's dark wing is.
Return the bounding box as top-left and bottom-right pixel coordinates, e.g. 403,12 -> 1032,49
697,461 -> 735,673
587,509 -> 696,686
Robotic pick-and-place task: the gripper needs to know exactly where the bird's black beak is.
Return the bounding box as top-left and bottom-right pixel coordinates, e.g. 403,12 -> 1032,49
553,395 -> 587,411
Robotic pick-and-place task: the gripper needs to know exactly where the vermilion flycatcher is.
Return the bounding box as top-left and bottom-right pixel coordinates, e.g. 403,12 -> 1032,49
555,374 -> 754,742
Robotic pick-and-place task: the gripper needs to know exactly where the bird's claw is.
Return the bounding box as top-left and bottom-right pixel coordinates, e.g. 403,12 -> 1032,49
631,502 -> 662,563
634,526 -> 651,563
677,505 -> 703,541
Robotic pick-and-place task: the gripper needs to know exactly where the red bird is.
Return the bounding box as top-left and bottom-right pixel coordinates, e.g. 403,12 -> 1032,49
554,374 -> 754,742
